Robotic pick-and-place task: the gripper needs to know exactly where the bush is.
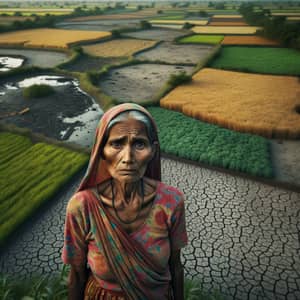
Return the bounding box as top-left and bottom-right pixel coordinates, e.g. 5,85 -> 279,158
22,84 -> 55,99
183,22 -> 194,29
168,72 -> 192,88
140,20 -> 152,30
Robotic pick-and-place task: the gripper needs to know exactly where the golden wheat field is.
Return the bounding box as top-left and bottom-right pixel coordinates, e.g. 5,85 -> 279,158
82,39 -> 157,57
212,14 -> 244,18
192,26 -> 261,34
208,21 -> 248,26
0,29 -> 111,49
222,35 -> 279,45
150,19 -> 208,25
160,68 -> 300,139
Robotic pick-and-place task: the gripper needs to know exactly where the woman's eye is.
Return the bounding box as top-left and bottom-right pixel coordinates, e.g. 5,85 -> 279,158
110,141 -> 122,149
135,141 -> 146,150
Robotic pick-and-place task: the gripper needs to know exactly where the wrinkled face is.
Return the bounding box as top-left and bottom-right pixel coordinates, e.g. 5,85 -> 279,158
103,118 -> 155,183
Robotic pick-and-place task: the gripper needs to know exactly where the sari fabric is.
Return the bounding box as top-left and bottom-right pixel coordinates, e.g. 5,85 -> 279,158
62,103 -> 187,300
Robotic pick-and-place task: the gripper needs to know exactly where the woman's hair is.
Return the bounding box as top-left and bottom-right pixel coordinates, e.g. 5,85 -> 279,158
102,110 -> 156,146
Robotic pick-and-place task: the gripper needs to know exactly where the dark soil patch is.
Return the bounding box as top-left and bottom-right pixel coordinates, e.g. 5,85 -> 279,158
135,42 -> 213,64
62,56 -> 127,72
99,63 -> 194,103
0,73 -> 103,147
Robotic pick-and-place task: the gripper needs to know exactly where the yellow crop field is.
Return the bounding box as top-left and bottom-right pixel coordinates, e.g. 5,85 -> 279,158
212,14 -> 244,18
82,39 -> 157,57
150,19 -> 208,25
209,21 -> 248,26
192,26 -> 261,34
272,12 -> 300,16
222,35 -> 279,45
0,28 -> 111,49
287,17 -> 300,20
160,68 -> 300,139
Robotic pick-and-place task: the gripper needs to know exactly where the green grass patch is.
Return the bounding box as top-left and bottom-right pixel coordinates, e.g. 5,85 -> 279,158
152,14 -> 185,20
22,84 -> 55,99
148,107 -> 273,178
0,132 -> 88,245
178,34 -> 224,44
210,46 -> 300,76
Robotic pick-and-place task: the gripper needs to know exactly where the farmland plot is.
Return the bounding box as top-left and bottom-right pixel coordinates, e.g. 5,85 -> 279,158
0,29 -> 111,49
0,48 -> 69,68
0,132 -> 88,244
0,75 -> 103,147
123,28 -> 189,42
150,19 -> 208,25
221,36 -> 279,46
82,39 -> 157,57
135,42 -> 213,64
192,26 -> 261,34
99,63 -> 194,104
160,68 -> 300,139
210,46 -> 300,75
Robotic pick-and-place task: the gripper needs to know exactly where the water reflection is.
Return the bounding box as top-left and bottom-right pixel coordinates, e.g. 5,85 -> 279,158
0,56 -> 24,72
0,75 -> 103,148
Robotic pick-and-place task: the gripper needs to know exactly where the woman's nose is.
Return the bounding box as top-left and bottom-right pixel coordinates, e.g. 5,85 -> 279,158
122,145 -> 134,163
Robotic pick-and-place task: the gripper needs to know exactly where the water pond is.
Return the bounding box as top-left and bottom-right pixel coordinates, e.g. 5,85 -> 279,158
0,74 -> 103,148
0,48 -> 69,68
99,63 -> 194,104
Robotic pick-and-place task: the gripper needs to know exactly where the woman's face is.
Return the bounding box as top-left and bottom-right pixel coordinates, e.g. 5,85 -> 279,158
103,117 -> 155,184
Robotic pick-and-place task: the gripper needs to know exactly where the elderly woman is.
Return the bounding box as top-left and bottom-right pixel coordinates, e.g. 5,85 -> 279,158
62,103 -> 188,300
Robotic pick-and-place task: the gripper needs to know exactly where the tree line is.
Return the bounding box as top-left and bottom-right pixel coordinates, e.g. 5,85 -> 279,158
239,3 -> 300,49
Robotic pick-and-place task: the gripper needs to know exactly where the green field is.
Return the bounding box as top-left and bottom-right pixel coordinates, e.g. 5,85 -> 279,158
152,14 -> 185,20
210,46 -> 300,75
178,34 -> 224,44
148,107 -> 273,178
0,132 -> 88,244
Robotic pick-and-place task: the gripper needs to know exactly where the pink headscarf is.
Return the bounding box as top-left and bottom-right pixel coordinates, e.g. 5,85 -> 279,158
77,103 -> 161,192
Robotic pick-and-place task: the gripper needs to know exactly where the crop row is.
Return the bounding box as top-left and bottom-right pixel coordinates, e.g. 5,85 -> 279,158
0,132 -> 88,244
147,107 -> 273,178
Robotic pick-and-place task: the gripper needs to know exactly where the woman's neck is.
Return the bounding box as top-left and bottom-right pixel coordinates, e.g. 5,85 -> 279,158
112,179 -> 141,204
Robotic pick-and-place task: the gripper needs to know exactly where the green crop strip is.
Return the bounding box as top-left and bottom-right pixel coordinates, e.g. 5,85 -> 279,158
148,107 -> 273,178
178,34 -> 224,44
209,46 -> 300,76
0,132 -> 88,244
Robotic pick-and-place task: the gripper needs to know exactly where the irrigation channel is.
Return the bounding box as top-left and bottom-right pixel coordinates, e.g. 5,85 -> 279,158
0,25 -> 300,300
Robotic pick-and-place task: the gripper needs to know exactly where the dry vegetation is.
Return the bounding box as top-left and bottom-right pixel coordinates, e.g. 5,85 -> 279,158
0,16 -> 34,25
82,38 -> 157,57
160,68 -> 300,139
212,14 -> 244,18
0,28 -> 111,49
222,35 -> 279,45
192,26 -> 261,34
150,19 -> 208,25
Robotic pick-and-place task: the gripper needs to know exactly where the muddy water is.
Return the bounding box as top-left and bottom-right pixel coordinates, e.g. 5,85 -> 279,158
99,63 -> 194,103
0,74 -> 103,147
0,48 -> 69,68
135,42 -> 213,64
123,28 -> 190,42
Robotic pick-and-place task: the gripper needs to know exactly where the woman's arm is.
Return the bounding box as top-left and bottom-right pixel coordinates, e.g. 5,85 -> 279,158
68,265 -> 88,300
170,249 -> 184,300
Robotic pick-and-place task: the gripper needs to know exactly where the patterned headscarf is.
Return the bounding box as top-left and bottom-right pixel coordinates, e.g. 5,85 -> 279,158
77,103 -> 161,192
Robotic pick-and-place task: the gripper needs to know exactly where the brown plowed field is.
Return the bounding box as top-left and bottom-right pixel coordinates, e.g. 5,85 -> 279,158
82,39 -> 157,57
160,68 -> 300,139
222,35 -> 279,45
0,29 -> 111,49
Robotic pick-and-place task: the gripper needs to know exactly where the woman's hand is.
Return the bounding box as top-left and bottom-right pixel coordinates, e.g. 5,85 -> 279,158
68,265 -> 88,300
170,249 -> 184,300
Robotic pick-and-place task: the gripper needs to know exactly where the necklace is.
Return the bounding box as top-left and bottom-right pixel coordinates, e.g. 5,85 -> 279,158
111,178 -> 144,225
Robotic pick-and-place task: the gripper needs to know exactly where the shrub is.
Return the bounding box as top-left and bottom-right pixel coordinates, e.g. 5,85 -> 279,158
22,84 -> 55,99
167,72 -> 192,88
140,20 -> 152,30
183,22 -> 194,29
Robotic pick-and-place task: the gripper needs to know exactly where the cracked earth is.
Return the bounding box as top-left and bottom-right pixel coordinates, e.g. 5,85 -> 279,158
0,158 -> 299,300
